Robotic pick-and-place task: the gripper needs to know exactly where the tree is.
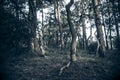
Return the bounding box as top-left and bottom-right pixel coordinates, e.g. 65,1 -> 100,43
28,0 -> 37,51
57,1 -> 64,49
81,9 -> 87,50
92,0 -> 106,57
101,1 -> 109,50
28,0 -> 45,56
111,0 -> 120,49
66,0 -> 77,62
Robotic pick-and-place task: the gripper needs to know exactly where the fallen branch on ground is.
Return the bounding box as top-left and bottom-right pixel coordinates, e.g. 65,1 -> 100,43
59,61 -> 71,76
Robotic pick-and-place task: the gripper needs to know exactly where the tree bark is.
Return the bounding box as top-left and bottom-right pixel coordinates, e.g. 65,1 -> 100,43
54,1 -> 59,46
101,3 -> 109,50
82,17 -> 87,50
117,0 -> 120,49
57,1 -> 64,49
28,0 -> 45,56
92,0 -> 105,57
103,24 -> 109,50
109,26 -> 113,50
66,0 -> 77,62
111,1 -> 120,49
14,0 -> 19,19
28,0 -> 37,51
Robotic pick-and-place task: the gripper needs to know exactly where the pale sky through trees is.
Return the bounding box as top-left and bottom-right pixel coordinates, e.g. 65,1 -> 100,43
36,0 -> 97,41
64,0 -> 80,4
36,0 -> 117,43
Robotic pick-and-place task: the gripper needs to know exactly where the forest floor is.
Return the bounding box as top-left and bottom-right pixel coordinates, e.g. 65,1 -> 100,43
1,48 -> 120,80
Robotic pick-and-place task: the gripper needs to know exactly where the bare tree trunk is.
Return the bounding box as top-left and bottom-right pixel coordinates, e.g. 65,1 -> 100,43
103,25 -> 109,50
28,0 -> 37,51
57,1 -> 64,49
109,27 -> 113,50
92,0 -> 105,57
108,1 -> 113,50
28,0 -> 44,56
101,4 -> 109,50
117,0 -> 120,49
14,0 -> 19,19
54,1 -> 58,45
87,7 -> 93,43
111,1 -> 120,49
82,17 -> 87,50
66,0 -> 77,62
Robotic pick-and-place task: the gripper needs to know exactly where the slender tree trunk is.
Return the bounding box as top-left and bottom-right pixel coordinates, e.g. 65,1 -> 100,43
42,6 -> 44,29
101,4 -> 109,50
103,25 -> 109,50
92,0 -> 105,57
111,1 -> 120,49
12,0 -> 20,53
28,0 -> 37,35
108,1 -> 113,50
117,0 -> 120,49
87,8 -> 93,43
57,1 -> 64,49
89,25 -> 93,42
48,14 -> 51,46
109,27 -> 113,50
39,1 -> 45,56
54,1 -> 59,46
118,0 -> 120,12
87,22 -> 93,52
66,0 -> 77,62
41,1 -> 45,46
28,0 -> 37,51
82,17 -> 87,50
15,0 -> 19,19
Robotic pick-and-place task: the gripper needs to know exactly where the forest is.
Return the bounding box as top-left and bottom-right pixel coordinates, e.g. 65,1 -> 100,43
0,0 -> 120,80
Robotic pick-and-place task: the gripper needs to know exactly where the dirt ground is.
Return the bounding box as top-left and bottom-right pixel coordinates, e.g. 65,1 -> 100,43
1,49 -> 120,80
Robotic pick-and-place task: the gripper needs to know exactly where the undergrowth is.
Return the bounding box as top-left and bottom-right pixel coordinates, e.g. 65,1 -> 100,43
1,48 -> 120,80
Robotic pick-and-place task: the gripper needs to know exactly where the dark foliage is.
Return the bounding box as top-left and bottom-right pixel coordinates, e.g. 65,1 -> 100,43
0,7 -> 32,59
113,37 -> 120,50
88,42 -> 98,54
0,6 -> 33,80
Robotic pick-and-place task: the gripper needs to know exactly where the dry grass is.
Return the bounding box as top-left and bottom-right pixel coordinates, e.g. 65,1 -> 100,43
1,49 -> 120,80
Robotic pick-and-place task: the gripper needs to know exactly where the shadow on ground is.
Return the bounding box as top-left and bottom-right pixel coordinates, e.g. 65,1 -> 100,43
1,49 -> 120,80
